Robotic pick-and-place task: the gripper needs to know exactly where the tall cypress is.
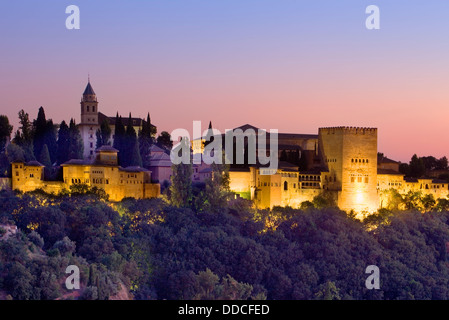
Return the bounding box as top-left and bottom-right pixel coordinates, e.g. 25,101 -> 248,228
113,113 -> 125,165
57,120 -> 70,165
0,115 -> 12,152
124,113 -> 141,167
39,144 -> 52,167
44,119 -> 57,164
33,106 -> 47,160
169,137 -> 193,208
68,118 -> 83,160
138,113 -> 154,168
96,119 -> 112,149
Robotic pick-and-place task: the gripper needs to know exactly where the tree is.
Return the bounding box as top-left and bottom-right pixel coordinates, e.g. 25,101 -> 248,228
96,119 -> 112,149
44,119 -> 57,164
421,194 -> 436,212
203,152 -> 231,212
68,118 -> 84,160
436,156 -> 448,171
130,142 -> 143,167
33,106 -> 47,160
123,113 -> 142,167
57,121 -> 70,165
0,115 -> 13,152
157,131 -> 173,150
314,281 -> 341,300
6,143 -> 25,163
113,114 -> 126,165
13,110 -> 35,161
138,113 -> 154,168
38,144 -> 52,168
169,138 -> 193,208
409,154 -> 426,178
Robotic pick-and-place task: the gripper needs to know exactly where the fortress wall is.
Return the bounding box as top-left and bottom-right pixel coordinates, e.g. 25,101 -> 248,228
229,171 -> 252,193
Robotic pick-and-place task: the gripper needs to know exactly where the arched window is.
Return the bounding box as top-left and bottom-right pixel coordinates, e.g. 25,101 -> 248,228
93,106 -> 95,112
284,181 -> 288,191
86,106 -> 89,112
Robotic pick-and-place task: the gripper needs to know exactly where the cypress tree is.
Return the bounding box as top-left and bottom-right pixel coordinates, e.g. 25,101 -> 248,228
113,113 -> 125,165
57,121 -> 70,165
138,113 -> 154,168
96,119 -> 112,149
129,140 -> 142,167
68,118 -> 83,159
169,137 -> 193,208
44,119 -> 57,164
39,144 -> 52,167
33,106 -> 47,159
0,115 -> 13,152
124,113 -> 140,167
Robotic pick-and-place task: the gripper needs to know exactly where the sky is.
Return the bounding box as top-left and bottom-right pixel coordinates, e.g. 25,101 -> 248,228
0,0 -> 448,162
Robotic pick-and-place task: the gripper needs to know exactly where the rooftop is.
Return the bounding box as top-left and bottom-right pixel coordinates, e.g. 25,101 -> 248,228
96,145 -> 119,153
83,81 -> 96,96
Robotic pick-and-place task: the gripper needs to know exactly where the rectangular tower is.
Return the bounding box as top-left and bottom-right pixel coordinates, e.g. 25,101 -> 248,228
318,127 -> 378,215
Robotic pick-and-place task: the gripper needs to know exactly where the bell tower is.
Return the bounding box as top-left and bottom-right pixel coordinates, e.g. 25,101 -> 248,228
80,78 -> 99,125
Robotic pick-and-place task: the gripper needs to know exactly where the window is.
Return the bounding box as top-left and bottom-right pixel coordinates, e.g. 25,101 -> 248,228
284,181 -> 288,191
15,171 -> 19,176
92,106 -> 95,112
351,177 -> 355,183
365,177 -> 369,183
87,106 -> 89,112
90,142 -> 93,148
358,176 -> 362,183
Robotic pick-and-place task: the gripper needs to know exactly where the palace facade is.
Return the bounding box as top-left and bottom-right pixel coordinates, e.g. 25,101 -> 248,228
11,146 -> 160,201
195,124 -> 449,217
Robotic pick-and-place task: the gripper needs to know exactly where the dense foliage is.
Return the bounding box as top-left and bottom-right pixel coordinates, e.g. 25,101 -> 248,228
2,189 -> 449,300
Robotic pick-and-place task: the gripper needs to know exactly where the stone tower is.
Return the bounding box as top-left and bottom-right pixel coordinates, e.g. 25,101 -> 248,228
79,79 -> 100,159
318,127 -> 378,215
80,79 -> 99,125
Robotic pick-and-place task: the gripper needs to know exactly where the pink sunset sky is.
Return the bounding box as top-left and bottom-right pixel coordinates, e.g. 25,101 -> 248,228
1,1 -> 448,163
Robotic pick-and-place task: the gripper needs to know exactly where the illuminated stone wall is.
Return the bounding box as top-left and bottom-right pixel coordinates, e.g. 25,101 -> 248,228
319,127 -> 379,216
11,161 -> 160,201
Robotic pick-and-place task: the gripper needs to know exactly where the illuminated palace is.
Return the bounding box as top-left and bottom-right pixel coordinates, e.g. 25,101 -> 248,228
195,124 -> 449,217
10,81 -> 160,201
11,146 -> 160,201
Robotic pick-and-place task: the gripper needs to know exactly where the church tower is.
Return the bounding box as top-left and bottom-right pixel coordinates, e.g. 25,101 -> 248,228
79,78 -> 100,159
80,79 -> 99,125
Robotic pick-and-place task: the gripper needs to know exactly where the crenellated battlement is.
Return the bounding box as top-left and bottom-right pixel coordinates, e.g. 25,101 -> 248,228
319,126 -> 377,135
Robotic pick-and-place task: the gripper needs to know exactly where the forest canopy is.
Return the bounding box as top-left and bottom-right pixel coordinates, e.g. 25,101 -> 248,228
2,190 -> 449,300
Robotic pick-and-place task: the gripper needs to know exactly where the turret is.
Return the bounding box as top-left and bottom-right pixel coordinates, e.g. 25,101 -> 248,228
80,78 -> 99,125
